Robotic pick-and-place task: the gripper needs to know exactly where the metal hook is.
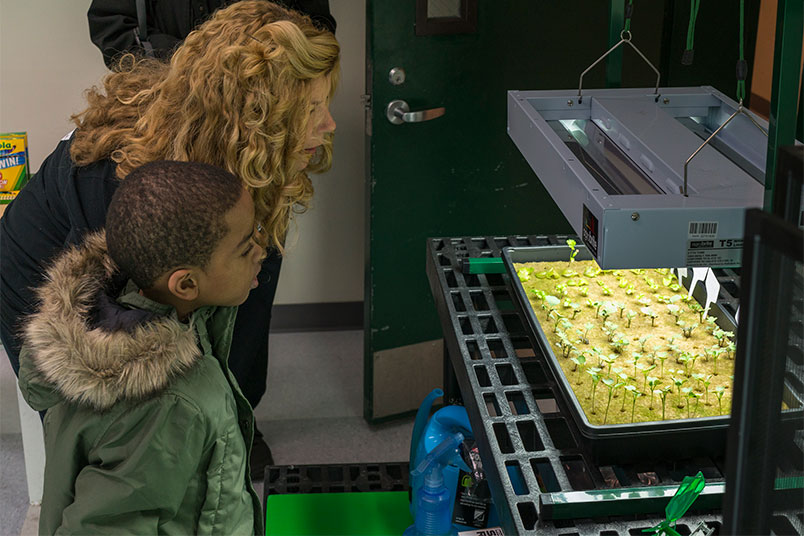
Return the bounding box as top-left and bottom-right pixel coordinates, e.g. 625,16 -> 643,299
578,31 -> 660,103
682,101 -> 768,196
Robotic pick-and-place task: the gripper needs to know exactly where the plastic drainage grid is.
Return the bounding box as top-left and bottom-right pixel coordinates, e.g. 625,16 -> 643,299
427,235 -> 749,536
263,461 -> 409,497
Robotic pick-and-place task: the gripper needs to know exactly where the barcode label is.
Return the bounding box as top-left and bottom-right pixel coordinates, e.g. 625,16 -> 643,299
688,221 -> 718,238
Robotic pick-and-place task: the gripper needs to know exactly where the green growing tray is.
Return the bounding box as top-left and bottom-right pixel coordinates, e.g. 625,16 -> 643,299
265,491 -> 412,536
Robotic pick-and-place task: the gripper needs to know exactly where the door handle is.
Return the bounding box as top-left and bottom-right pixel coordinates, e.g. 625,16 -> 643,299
386,100 -> 445,125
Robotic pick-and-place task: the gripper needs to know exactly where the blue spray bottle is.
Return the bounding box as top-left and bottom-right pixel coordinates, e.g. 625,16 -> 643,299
404,432 -> 465,536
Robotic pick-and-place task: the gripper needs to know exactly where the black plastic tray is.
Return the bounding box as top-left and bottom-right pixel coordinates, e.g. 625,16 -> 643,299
501,244 -> 735,464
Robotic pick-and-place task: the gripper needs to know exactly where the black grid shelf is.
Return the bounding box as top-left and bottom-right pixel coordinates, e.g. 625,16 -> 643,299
264,461 -> 409,497
426,235 -> 744,536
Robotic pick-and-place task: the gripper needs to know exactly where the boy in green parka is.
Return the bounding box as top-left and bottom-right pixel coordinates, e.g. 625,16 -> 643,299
18,160 -> 268,535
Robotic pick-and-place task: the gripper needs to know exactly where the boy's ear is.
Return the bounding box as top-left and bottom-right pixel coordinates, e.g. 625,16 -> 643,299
167,269 -> 200,301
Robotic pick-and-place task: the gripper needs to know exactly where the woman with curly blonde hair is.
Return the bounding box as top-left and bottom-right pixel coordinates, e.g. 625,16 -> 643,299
0,0 -> 338,478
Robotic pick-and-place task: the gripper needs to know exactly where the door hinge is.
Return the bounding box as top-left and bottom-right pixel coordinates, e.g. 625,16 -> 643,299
360,94 -> 371,109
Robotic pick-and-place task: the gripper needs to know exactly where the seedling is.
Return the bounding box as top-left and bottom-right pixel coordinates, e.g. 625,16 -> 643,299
693,373 -> 713,405
658,386 -> 672,420
554,283 -> 568,298
726,341 -> 736,359
706,346 -> 725,375
587,368 -> 602,413
618,278 -> 630,289
625,310 -> 637,328
566,239 -> 579,262
631,352 -> 643,377
627,386 -> 642,422
666,304 -> 682,322
583,265 -> 600,278
689,390 -> 701,417
601,378 -> 624,424
715,386 -> 728,413
689,302 -> 705,323
672,375 -> 687,408
630,268 -> 646,276
543,295 -> 560,317
647,376 -> 661,409
517,267 -> 531,282
602,321 -> 619,342
704,315 -> 718,333
611,335 -> 630,354
579,286 -> 589,297
677,320 -> 699,338
621,383 -> 635,412
600,354 -> 618,375
640,364 -> 657,390
562,268 -> 579,277
644,277 -> 660,293
636,295 -> 652,307
530,289 -> 546,301
638,335 -> 653,353
577,322 -> 595,344
624,283 -> 636,295
654,351 -> 669,377
640,307 -> 658,326
712,328 -> 735,348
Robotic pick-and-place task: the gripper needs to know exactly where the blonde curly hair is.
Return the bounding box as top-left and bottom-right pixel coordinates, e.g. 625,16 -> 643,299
70,1 -> 340,252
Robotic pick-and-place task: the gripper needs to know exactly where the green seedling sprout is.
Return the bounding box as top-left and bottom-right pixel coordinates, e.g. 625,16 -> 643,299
625,283 -> 636,296
672,376 -> 688,408
678,320 -> 699,339
681,387 -> 695,418
625,310 -> 637,328
599,306 -> 612,321
688,302 -> 705,323
561,268 -> 578,277
580,286 -> 589,297
530,289 -> 546,301
647,377 -> 661,409
715,386 -> 728,413
554,283 -> 568,297
630,268 -> 646,275
583,265 -> 599,278
517,267 -> 531,282
577,322 -> 595,344
662,276 -> 675,287
571,352 -> 587,383
561,297 -> 572,309
569,303 -> 582,319
587,368 -> 602,413
636,295 -> 651,307
551,312 -> 567,332
613,302 -> 626,318
658,386 -> 672,420
566,239 -> 579,262
666,304 -> 682,322
600,354 -> 618,376
654,351 -> 669,377
704,315 -> 718,333
618,278 -> 630,289
727,341 -> 736,359
641,364 -> 657,390
585,298 -> 598,310
543,295 -> 560,316
611,335 -> 629,354
689,390 -> 701,417
601,378 -> 624,424
638,335 -> 653,353
694,373 -> 713,405
640,307 -> 658,326
602,321 -> 619,342
707,346 -> 725,375
589,346 -> 603,367
644,277 -> 660,293
678,351 -> 694,376
601,285 -> 613,296
621,383 -> 635,412
631,352 -> 643,377
629,388 -> 643,422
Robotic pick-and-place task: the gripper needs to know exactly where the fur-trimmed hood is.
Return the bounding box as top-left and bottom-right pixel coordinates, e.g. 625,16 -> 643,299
21,231 -> 201,411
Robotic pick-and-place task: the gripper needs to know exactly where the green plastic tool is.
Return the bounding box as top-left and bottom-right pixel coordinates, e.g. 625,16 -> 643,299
643,471 -> 706,536
462,257 -> 505,274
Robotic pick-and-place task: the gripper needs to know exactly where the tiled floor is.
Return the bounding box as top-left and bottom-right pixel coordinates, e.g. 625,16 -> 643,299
1,330 -> 415,536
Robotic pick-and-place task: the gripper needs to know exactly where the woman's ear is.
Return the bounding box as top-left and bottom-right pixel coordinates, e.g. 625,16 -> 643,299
167,269 -> 200,301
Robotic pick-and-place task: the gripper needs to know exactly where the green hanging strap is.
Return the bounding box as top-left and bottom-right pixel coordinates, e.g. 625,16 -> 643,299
642,471 -> 706,536
736,0 -> 748,102
623,0 -> 634,33
682,0 -> 701,65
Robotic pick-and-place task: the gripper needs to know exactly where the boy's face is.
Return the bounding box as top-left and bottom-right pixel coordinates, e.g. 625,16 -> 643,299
197,190 -> 266,307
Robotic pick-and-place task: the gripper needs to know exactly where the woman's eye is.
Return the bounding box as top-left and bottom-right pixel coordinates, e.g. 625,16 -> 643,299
242,245 -> 254,257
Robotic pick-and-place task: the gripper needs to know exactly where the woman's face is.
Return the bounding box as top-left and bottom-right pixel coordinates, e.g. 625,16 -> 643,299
295,76 -> 336,172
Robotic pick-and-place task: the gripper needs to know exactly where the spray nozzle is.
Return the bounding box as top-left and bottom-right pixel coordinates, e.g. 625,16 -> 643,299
411,432 -> 465,490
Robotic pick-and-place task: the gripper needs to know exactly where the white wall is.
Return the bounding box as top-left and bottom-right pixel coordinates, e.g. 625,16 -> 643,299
0,0 -> 365,306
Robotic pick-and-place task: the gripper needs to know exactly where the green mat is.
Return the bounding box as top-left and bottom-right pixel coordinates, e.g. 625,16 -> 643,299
265,491 -> 413,536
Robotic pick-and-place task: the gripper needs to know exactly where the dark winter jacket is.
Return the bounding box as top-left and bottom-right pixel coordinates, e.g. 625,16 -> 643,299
0,135 -> 119,373
88,0 -> 336,68
19,231 -> 262,535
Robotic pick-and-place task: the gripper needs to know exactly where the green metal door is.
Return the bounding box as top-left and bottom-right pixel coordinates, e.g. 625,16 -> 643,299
363,0 -> 759,422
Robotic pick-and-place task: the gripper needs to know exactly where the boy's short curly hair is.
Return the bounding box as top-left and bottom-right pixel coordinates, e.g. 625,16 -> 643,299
106,161 -> 244,289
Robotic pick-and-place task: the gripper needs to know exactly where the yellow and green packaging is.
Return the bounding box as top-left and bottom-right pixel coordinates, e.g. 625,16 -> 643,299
0,132 -> 30,203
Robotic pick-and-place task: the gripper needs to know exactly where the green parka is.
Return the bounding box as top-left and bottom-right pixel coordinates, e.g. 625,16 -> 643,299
18,232 -> 263,535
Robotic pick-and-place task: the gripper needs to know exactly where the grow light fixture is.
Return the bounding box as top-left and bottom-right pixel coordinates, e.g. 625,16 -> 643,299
507,85 -> 774,269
